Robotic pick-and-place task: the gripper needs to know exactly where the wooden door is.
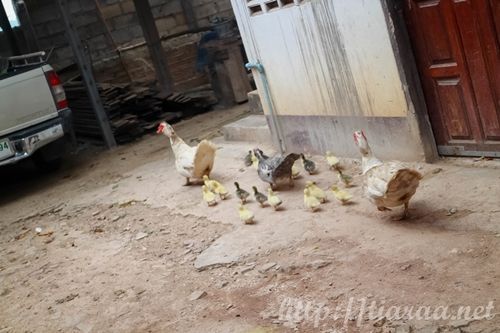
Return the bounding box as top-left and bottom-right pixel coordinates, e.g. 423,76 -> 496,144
404,0 -> 500,156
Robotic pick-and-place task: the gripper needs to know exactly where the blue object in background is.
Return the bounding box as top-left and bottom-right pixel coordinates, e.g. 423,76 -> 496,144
196,31 -> 219,73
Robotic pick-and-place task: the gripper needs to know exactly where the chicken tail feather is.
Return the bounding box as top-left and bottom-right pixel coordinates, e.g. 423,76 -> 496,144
385,168 -> 422,202
193,140 -> 217,179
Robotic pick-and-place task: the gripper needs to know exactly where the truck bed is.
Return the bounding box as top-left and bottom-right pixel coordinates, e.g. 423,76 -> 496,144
0,64 -> 59,137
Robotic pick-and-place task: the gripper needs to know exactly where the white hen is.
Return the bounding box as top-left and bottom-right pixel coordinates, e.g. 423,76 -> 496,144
157,122 -> 216,185
353,130 -> 422,220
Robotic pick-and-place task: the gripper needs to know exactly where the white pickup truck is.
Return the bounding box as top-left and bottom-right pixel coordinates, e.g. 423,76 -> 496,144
0,52 -> 74,170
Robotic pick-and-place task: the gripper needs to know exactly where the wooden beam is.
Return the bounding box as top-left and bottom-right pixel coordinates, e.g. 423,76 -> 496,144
132,0 -> 174,96
224,44 -> 252,103
56,0 -> 116,149
180,0 -> 198,30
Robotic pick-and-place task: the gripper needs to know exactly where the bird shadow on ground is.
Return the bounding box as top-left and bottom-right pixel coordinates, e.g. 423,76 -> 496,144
340,201 -> 358,206
386,201 -> 473,227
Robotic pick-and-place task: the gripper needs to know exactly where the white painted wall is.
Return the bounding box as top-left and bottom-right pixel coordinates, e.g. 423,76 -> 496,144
231,0 -> 408,118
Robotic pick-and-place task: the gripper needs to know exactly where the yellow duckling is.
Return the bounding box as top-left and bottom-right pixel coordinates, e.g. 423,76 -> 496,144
291,163 -> 301,179
239,204 -> 255,224
203,175 -> 228,199
325,151 -> 340,170
305,181 -> 327,203
304,188 -> 321,212
331,185 -> 352,205
267,188 -> 283,211
203,175 -> 215,190
251,150 -> 259,170
202,185 -> 217,206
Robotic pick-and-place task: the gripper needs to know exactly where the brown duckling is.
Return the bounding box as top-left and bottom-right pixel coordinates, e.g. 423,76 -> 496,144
252,186 -> 267,207
234,182 -> 250,203
301,154 -> 317,175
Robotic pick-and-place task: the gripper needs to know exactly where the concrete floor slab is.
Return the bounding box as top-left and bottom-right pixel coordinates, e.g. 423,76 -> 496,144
222,115 -> 273,145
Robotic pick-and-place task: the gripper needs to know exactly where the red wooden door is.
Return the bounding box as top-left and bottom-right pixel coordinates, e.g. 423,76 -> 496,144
404,0 -> 500,156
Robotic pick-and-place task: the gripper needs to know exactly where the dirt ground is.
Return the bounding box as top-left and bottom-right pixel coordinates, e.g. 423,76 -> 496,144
1,105 -> 500,333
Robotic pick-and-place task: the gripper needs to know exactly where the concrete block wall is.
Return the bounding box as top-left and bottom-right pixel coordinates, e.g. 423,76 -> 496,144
119,34 -> 210,90
98,0 -> 143,46
191,0 -> 235,27
25,0 -> 116,70
24,0 -> 235,84
98,0 -> 235,45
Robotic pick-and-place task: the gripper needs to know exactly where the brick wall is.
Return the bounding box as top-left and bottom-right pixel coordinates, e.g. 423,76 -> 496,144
24,0 -> 234,88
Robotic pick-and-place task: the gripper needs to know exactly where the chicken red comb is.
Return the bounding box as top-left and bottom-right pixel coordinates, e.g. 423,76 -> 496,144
156,123 -> 165,134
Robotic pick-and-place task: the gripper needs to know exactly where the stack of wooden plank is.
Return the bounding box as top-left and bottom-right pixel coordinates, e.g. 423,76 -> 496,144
64,81 -> 216,144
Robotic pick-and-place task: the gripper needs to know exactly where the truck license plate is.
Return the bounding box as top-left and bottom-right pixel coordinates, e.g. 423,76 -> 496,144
0,139 -> 14,160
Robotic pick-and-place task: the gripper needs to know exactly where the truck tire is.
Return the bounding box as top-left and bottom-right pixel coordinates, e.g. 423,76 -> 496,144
33,154 -> 62,172
32,138 -> 65,172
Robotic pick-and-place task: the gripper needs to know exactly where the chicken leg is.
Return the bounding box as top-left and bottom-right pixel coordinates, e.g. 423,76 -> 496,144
402,202 -> 410,220
392,202 -> 410,221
